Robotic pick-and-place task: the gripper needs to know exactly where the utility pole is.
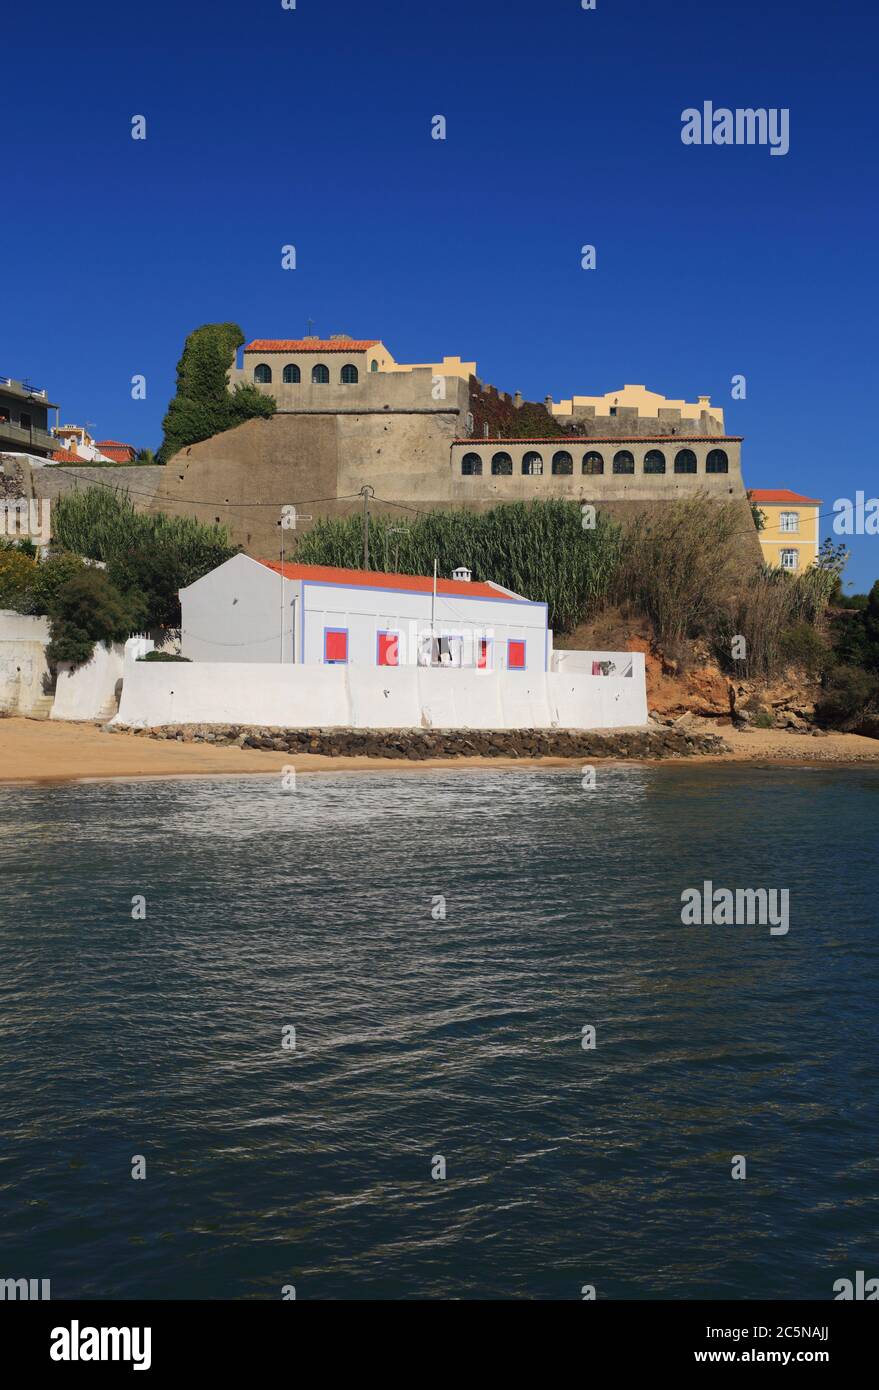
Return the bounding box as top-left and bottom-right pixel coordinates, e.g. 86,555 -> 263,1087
360,485 -> 374,570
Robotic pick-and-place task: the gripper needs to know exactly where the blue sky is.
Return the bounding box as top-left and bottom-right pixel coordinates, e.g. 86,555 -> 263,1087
3,0 -> 877,588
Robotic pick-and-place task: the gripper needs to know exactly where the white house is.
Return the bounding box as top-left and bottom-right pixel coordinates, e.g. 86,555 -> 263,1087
179,555 -> 551,672
112,557 -> 648,732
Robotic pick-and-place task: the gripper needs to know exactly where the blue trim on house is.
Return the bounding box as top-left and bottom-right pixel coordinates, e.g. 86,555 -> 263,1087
323,625 -> 349,664
302,577 -> 542,606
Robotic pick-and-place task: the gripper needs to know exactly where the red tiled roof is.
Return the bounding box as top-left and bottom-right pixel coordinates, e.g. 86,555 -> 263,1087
259,559 -> 522,602
245,339 -> 380,353
453,437 -> 742,445
95,441 -> 136,462
749,489 -> 822,505
51,447 -> 84,462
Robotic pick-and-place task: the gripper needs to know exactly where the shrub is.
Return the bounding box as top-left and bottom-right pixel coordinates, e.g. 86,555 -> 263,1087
47,569 -> 147,669
613,496 -> 743,647
814,664 -> 877,728
137,650 -> 190,662
778,621 -> 829,676
0,547 -> 38,608
18,551 -> 88,616
720,565 -> 836,679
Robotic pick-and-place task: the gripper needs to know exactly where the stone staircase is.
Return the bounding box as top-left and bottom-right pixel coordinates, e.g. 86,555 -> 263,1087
25,694 -> 55,720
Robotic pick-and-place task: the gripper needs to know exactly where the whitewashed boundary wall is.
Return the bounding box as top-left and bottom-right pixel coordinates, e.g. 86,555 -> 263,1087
0,611 -> 51,714
51,643 -> 126,722
113,651 -> 647,730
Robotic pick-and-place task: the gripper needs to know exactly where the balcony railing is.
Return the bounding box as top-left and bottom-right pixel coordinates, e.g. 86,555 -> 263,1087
0,420 -> 56,450
0,376 -> 48,398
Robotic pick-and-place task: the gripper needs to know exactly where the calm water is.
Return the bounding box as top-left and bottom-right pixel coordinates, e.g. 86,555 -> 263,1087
0,764 -> 877,1300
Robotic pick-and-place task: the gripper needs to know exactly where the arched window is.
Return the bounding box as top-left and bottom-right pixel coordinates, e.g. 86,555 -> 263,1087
613,450 -> 635,475
552,450 -> 573,475
674,448 -> 697,473
706,449 -> 729,473
370,360 -> 379,372
582,451 -> 604,475
341,364 -> 359,384
492,452 -> 513,476
644,449 -> 666,474
312,363 -> 330,384
253,364 -> 272,384
522,451 -> 543,476
282,364 -> 300,384
461,453 -> 482,476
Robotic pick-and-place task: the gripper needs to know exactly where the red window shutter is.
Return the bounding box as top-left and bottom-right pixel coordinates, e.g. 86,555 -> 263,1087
477,638 -> 489,669
325,629 -> 348,663
508,640 -> 525,670
378,632 -> 399,666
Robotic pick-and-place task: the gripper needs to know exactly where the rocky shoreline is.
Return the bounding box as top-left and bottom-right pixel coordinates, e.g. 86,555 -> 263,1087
110,723 -> 730,760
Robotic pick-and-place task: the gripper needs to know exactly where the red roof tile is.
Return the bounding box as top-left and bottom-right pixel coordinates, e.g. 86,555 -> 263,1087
259,559 -> 523,602
749,489 -> 822,505
95,441 -> 136,462
51,447 -> 85,462
245,339 -> 380,353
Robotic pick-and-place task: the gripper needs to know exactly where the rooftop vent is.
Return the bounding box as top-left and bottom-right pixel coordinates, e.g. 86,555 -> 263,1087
452,565 -> 471,583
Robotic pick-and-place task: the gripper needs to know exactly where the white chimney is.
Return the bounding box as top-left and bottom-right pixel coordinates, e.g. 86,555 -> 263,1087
452,565 -> 471,583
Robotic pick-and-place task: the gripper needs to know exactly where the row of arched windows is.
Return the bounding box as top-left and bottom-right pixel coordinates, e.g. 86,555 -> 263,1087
460,448 -> 729,477
253,363 -> 360,385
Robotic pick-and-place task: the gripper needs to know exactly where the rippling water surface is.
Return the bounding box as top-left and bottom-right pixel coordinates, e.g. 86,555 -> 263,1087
1,764 -> 877,1300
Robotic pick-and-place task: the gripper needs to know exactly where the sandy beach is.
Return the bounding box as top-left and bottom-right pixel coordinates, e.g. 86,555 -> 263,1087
1,716 -> 878,785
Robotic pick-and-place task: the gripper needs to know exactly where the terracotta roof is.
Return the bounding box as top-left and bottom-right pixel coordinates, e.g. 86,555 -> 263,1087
95,440 -> 136,462
749,489 -> 822,505
51,447 -> 85,462
259,559 -> 523,602
452,437 -> 742,445
245,339 -> 380,353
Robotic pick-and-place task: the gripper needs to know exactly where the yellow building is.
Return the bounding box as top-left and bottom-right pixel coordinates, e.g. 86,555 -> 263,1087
750,489 -> 822,570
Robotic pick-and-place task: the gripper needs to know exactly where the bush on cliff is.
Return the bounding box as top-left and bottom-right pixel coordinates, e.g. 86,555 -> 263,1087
614,497 -> 744,648
157,323 -> 275,464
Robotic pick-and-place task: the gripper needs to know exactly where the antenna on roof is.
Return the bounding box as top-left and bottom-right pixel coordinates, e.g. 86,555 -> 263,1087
306,317 -> 315,337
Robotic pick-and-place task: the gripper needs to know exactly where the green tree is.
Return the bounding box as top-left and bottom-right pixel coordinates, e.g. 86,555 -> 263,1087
157,323 -> 276,463
47,568 -> 146,669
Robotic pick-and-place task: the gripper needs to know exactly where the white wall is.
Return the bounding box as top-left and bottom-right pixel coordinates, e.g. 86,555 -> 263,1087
114,650 -> 647,731
51,642 -> 126,722
0,611 -> 51,714
180,554 -> 294,664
